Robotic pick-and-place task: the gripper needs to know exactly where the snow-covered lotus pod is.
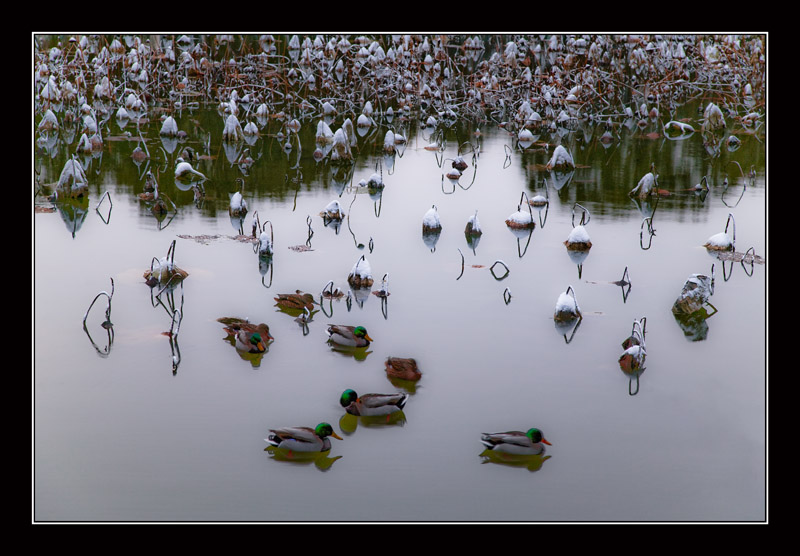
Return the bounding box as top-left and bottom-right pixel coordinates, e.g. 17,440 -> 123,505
356,113 -> 372,129
702,102 -> 726,132
255,103 -> 269,118
505,204 -> 535,230
629,165 -> 658,198
546,144 -> 574,170
518,128 -> 534,148
143,243 -> 189,287
360,173 -> 384,189
257,230 -> 273,257
348,255 -> 374,288
115,106 -> 130,122
704,213 -> 736,251
672,268 -> 715,316
175,157 -> 207,183
664,120 -> 695,138
342,118 -> 357,147
330,128 -> 352,162
316,120 -> 334,144
93,76 -> 112,100
56,156 -> 89,197
564,225 -> 592,251
384,130 -> 396,154
75,133 -> 93,154
322,101 -> 336,118
39,76 -> 60,103
422,205 -> 442,232
222,114 -> 244,142
465,210 -> 482,236
243,121 -> 259,136
425,115 -> 437,128
160,115 -> 178,137
554,286 -> 581,322
320,199 -> 344,220
38,109 -> 59,132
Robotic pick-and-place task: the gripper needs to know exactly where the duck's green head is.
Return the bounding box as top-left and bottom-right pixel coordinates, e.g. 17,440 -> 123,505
316,422 -> 343,440
354,326 -> 373,342
340,389 -> 358,407
527,428 -> 552,445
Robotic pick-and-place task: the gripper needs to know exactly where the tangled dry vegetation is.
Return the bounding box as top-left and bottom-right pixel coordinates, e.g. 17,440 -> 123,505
34,33 -> 766,167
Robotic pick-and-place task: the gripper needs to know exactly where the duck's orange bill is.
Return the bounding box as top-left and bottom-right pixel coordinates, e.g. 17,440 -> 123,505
331,431 -> 344,440
364,334 -> 373,342
542,438 -> 552,445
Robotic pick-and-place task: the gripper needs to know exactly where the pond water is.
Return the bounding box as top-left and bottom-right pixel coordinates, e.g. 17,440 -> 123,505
34,99 -> 766,523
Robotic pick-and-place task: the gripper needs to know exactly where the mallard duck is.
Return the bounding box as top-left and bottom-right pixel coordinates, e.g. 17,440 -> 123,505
274,291 -> 315,311
384,357 -> 422,381
480,428 -> 552,455
265,423 -> 343,452
339,389 -> 408,416
217,317 -> 273,353
326,325 -> 372,347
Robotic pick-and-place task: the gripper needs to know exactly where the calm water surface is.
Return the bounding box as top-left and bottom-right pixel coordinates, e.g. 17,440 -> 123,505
33,102 -> 766,522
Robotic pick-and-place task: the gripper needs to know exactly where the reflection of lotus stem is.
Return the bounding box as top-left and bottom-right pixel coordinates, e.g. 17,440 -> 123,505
742,247 -> 756,276
95,191 -> 112,211
503,287 -> 512,305
457,248 -> 465,280
170,308 -> 182,338
490,260 -> 510,280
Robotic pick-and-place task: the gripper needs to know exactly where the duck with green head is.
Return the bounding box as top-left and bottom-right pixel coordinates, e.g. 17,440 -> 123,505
339,389 -> 408,416
217,317 -> 273,353
327,325 -> 372,347
480,428 -> 552,455
265,423 -> 343,452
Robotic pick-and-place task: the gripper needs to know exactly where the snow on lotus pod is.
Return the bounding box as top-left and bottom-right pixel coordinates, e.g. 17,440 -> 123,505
160,116 -> 178,137
257,230 -> 273,257
664,120 -> 695,137
363,173 -> 384,189
222,114 -> 244,142
330,128 -> 352,162
243,121 -> 259,136
546,144 -> 574,170
518,128 -> 534,147
175,157 -> 207,183
320,199 -> 344,220
38,109 -> 59,132
671,268 -> 715,316
143,242 -> 188,287
465,210 -> 482,236
316,120 -> 334,144
56,156 -> 89,197
629,164 -> 658,198
505,208 -> 535,229
356,113 -> 372,129
554,286 -> 581,322
703,213 -> 735,251
348,255 -> 374,288
702,102 -> 726,132
564,225 -> 592,251
422,205 -> 442,232
384,130 -> 396,154
342,118 -> 357,146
